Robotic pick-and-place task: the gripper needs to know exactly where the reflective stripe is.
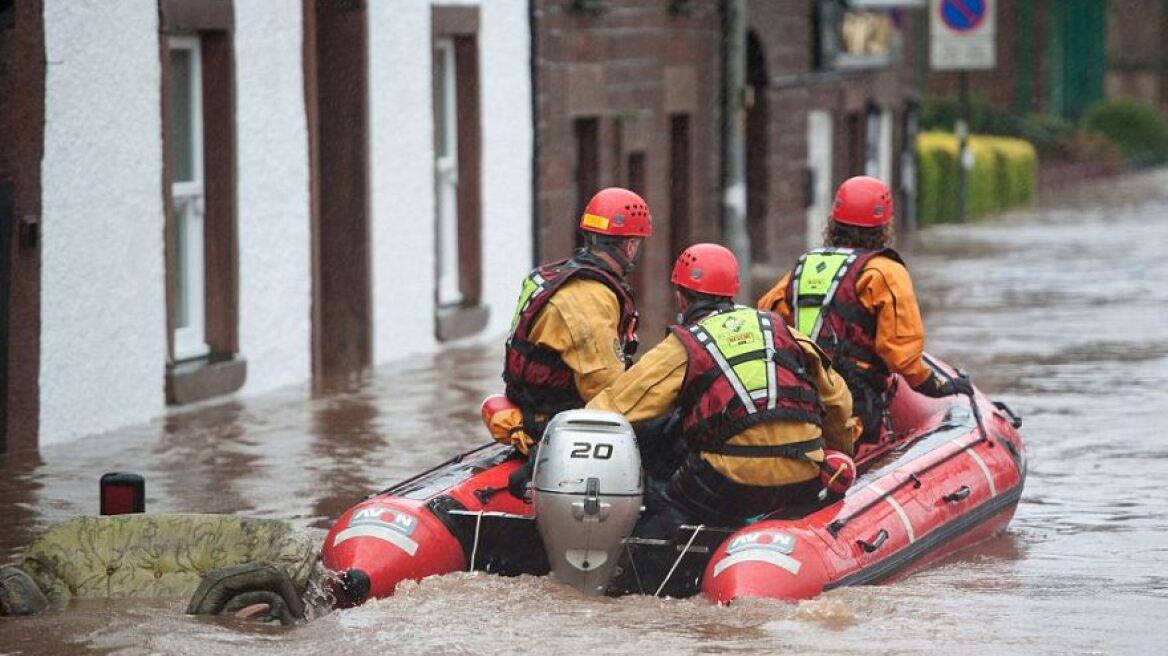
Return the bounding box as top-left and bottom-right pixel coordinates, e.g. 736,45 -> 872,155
808,250 -> 858,342
947,434 -> 997,497
509,273 -> 548,332
759,314 -> 778,410
688,324 -> 756,414
333,525 -> 420,556
712,547 -> 803,578
967,448 -> 997,496
867,480 -> 916,543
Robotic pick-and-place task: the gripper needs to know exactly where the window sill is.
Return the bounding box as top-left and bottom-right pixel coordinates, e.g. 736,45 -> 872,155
436,304 -> 489,342
166,354 -> 247,406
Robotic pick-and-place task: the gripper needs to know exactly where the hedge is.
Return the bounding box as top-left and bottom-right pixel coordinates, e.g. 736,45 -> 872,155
1080,99 -> 1168,166
920,96 -> 1074,159
916,132 -> 1038,226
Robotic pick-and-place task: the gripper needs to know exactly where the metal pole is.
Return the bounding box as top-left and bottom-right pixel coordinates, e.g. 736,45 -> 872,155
720,0 -> 751,297
956,70 -> 970,223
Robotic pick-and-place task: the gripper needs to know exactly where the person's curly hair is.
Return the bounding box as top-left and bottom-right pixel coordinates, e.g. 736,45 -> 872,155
823,220 -> 895,249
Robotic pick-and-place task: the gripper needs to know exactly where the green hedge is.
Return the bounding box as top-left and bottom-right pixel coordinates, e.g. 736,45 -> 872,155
920,96 -> 1075,159
1080,99 -> 1168,166
916,132 -> 1038,226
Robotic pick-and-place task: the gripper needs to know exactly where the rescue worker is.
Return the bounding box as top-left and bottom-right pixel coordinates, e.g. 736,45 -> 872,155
492,187 -> 652,495
587,243 -> 856,595
757,176 -> 971,444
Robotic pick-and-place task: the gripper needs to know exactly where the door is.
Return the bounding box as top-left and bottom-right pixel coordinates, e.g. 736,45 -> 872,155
0,181 -> 10,453
806,110 -> 834,248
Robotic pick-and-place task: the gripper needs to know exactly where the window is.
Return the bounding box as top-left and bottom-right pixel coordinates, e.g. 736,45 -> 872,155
434,37 -> 461,307
168,35 -> 207,361
432,6 -> 486,341
864,104 -> 893,182
160,1 -> 243,405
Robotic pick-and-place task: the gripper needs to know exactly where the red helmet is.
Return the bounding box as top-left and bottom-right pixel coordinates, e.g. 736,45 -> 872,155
671,243 -> 739,297
579,187 -> 652,237
831,176 -> 893,228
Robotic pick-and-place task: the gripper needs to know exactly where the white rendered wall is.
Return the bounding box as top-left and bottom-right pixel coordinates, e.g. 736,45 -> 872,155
368,0 -> 533,364
477,0 -> 533,338
234,2 -> 312,393
368,1 -> 436,362
39,1 -> 167,445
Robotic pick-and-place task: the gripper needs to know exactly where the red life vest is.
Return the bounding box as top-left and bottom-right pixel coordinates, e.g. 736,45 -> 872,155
669,307 -> 825,459
785,247 -> 904,387
503,255 -> 637,434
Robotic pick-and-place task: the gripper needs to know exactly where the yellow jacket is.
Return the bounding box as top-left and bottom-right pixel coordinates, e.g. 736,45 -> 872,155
488,277 -> 629,454
757,254 -> 933,387
587,325 -> 856,487
525,277 -> 629,401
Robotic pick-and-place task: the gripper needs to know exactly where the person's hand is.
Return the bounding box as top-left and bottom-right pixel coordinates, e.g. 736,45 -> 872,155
913,373 -> 973,398
507,459 -> 534,500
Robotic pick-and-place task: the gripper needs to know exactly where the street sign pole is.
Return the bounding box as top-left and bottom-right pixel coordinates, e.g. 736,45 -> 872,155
957,70 -> 970,223
930,0 -> 995,223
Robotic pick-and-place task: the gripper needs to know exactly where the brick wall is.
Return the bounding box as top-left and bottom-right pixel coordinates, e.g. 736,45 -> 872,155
534,0 -> 923,329
1106,0 -> 1168,111
533,0 -> 722,333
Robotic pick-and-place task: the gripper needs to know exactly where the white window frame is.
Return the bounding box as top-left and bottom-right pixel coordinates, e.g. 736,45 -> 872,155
169,35 -> 208,361
865,105 -> 894,182
805,110 -> 834,248
434,37 -> 462,307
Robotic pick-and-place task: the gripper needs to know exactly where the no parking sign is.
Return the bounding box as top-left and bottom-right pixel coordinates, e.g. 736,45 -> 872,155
930,0 -> 996,70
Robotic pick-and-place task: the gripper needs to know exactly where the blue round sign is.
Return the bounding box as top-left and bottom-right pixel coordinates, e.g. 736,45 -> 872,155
939,0 -> 986,32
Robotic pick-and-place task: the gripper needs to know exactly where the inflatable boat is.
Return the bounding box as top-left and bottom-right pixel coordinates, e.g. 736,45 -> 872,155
320,356 -> 1025,605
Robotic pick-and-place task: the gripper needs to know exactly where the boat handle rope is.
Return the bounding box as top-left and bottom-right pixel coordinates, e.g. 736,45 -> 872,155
993,401 -> 1023,429
369,442 -> 499,499
469,510 -> 484,572
943,485 -> 972,503
944,359 -> 1025,473
857,528 -> 888,553
828,433 -> 989,537
655,524 -> 705,597
467,508 -> 481,569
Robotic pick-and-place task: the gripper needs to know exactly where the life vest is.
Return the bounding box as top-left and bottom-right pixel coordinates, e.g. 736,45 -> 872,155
669,307 -> 825,461
785,247 -> 904,388
503,254 -> 638,434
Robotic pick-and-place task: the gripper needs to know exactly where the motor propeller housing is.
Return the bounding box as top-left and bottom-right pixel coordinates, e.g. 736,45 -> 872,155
532,410 -> 643,595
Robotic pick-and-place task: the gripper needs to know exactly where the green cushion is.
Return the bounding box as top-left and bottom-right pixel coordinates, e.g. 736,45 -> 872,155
19,514 -> 317,601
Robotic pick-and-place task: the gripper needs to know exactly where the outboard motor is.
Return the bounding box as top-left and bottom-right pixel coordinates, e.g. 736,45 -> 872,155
532,409 -> 642,595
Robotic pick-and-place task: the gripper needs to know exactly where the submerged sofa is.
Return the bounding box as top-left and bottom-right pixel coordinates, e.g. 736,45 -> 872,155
1,514 -> 318,618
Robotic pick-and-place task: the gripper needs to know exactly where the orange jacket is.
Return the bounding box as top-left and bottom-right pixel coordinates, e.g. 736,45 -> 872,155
757,254 -> 933,387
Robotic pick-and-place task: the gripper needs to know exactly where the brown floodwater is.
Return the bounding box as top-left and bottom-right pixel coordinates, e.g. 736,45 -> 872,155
3,169 -> 1168,654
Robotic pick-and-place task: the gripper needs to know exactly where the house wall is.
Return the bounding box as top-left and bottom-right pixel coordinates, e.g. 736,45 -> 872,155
368,0 -> 532,363
235,1 -> 312,392
532,0 -> 723,334
39,0 -> 167,445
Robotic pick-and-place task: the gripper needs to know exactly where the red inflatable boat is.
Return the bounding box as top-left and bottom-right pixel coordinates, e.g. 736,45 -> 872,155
320,356 -> 1025,605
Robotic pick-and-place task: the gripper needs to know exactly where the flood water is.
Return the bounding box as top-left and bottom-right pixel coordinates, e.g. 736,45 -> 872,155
3,169 -> 1167,655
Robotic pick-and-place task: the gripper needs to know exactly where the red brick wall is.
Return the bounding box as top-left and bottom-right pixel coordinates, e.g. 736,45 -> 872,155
535,0 -> 923,329
1106,0 -> 1168,111
534,0 -> 723,334
748,1 -> 920,270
